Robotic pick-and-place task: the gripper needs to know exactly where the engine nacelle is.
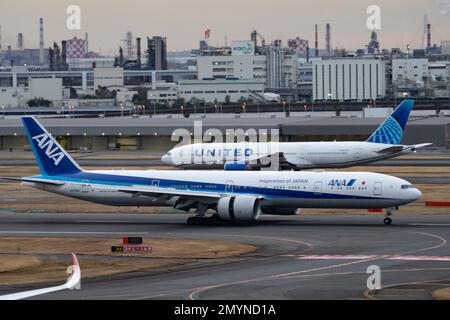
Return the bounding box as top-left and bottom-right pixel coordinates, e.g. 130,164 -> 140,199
261,207 -> 301,215
217,196 -> 261,221
223,162 -> 248,171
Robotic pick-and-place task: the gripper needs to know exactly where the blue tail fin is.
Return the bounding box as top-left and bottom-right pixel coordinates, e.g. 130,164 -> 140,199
21,116 -> 82,176
366,99 -> 414,144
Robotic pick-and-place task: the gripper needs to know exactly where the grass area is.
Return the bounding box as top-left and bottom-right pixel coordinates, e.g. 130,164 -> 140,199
432,287 -> 450,300
0,237 -> 256,286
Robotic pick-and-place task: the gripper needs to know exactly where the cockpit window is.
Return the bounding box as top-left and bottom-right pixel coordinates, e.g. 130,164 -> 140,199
401,184 -> 415,189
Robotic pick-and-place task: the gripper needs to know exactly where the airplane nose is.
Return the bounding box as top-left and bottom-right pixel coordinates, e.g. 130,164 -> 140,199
411,188 -> 422,201
161,154 -> 173,165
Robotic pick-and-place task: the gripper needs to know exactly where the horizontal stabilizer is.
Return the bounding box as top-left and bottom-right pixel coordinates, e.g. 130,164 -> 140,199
377,143 -> 433,154
0,176 -> 65,186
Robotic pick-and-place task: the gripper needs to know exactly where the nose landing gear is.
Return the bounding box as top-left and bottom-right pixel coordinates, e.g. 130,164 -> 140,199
383,207 -> 398,225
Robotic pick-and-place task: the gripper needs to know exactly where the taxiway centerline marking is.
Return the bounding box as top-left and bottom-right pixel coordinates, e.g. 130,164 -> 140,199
0,231 -> 148,235
292,254 -> 450,262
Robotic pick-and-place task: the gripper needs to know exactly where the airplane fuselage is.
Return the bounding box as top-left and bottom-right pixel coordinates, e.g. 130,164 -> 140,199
25,170 -> 421,210
163,141 -> 414,169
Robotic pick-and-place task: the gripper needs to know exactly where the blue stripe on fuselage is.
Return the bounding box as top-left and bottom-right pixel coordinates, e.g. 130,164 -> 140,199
27,171 -> 391,201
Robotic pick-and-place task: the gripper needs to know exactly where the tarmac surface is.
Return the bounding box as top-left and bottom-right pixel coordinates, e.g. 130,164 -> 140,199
0,212 -> 450,300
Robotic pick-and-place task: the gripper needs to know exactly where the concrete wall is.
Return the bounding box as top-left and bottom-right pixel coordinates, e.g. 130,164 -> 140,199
93,67 -> 124,88
29,78 -> 63,101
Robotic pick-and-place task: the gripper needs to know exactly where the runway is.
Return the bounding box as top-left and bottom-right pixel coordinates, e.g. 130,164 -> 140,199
0,212 -> 450,300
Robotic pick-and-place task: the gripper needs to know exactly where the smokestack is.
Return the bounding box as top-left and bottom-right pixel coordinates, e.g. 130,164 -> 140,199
85,32 -> 89,53
427,23 -> 431,52
126,32 -> 133,58
136,37 -> 141,67
306,45 -> 310,63
61,40 -> 67,69
0,25 -> 2,51
119,46 -> 124,66
17,33 -> 24,50
53,42 -> 61,69
39,17 -> 44,65
315,24 -> 319,57
325,23 -> 331,55
49,46 -> 54,70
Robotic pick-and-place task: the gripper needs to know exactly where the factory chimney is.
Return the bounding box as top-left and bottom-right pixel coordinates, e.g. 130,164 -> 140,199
0,25 -> 2,51
48,46 -> 54,70
315,24 -> 319,57
39,17 -> 45,65
85,32 -> 89,53
427,23 -> 431,53
17,33 -> 24,50
306,44 -> 310,63
61,40 -> 67,69
136,37 -> 141,68
53,42 -> 61,70
119,46 -> 124,66
126,32 -> 133,58
325,23 -> 331,56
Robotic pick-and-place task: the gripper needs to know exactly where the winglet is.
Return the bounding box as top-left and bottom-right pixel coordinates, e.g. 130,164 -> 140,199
366,99 -> 414,144
0,254 -> 81,300
66,253 -> 81,290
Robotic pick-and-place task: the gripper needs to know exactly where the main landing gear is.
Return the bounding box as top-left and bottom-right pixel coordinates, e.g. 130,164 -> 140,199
383,207 -> 398,225
186,203 -> 219,225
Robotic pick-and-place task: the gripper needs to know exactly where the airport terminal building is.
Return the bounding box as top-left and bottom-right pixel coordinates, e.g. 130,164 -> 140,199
0,114 -> 449,152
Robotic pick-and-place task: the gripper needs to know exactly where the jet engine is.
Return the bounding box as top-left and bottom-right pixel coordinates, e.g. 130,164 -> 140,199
217,196 -> 261,221
223,162 -> 247,171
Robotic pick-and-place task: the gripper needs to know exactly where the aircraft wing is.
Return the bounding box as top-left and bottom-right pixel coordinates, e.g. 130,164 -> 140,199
0,176 -> 65,186
377,143 -> 433,154
0,254 -> 81,300
246,152 -> 301,170
102,185 -> 223,200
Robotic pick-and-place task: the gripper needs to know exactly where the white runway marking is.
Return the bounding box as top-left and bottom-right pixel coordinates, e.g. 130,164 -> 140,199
0,231 -> 148,235
75,220 -> 142,223
290,254 -> 450,262
408,223 -> 450,226
295,255 -> 379,260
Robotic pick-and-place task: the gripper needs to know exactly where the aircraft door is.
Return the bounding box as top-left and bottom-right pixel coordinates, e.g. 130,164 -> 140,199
225,180 -> 234,193
374,182 -> 382,195
81,180 -> 90,193
314,181 -> 322,195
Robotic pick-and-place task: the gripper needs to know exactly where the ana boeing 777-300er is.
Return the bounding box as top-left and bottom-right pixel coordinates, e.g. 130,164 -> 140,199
1,117 -> 422,225
162,100 -> 431,170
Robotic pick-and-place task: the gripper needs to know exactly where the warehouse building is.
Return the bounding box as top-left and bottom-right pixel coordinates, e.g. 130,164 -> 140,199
313,58 -> 386,101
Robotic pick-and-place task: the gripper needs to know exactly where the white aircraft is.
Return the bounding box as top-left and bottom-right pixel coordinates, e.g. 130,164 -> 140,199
162,100 -> 432,170
1,117 -> 421,225
0,254 -> 80,300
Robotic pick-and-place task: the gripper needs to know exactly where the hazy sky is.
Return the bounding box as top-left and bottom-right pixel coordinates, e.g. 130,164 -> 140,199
0,0 -> 449,55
